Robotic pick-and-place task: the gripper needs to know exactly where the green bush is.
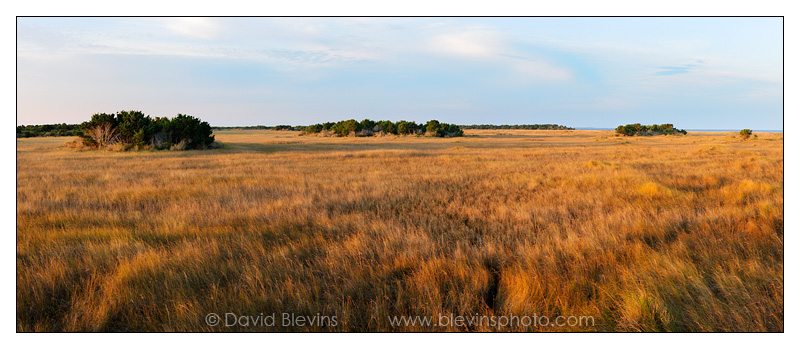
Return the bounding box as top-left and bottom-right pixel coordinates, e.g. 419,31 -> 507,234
300,118 -> 460,137
360,119 -> 376,131
117,110 -> 153,146
79,111 -> 214,150
396,120 -> 419,135
426,120 -> 442,135
740,129 -> 753,140
376,120 -> 398,134
168,114 -> 215,148
615,123 -> 687,136
425,120 -> 463,137
303,124 -> 324,134
331,119 -> 360,137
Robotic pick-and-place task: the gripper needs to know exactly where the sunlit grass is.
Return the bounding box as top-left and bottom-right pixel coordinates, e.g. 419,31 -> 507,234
16,129 -> 783,332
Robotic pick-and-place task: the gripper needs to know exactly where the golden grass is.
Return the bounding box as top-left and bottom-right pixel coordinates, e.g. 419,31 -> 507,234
16,129 -> 783,332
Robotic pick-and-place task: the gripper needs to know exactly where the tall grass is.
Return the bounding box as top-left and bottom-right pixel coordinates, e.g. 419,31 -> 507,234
16,130 -> 783,331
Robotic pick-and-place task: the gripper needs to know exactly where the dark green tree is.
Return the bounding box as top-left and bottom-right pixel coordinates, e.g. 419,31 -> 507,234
116,110 -> 153,146
360,119 -> 376,131
331,119 -> 359,137
168,114 -> 215,148
396,120 -> 415,135
304,123 -> 324,134
377,120 -> 398,134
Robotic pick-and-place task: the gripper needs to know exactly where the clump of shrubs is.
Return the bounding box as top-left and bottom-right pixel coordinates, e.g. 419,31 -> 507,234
615,123 -> 687,136
301,119 -> 463,137
739,129 -> 753,140
79,110 -> 215,150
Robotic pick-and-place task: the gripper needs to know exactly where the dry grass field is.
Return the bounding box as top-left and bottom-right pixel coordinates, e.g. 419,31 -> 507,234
16,129 -> 783,332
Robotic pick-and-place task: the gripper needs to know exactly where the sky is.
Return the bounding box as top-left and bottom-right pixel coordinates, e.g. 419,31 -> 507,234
16,17 -> 783,129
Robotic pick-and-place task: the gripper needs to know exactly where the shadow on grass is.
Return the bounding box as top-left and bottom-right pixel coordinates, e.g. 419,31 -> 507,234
213,138 -> 616,155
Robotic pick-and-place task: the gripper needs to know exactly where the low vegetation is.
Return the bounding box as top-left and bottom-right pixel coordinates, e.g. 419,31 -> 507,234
302,119 -> 464,137
16,129 -> 782,332
740,129 -> 753,140
213,125 -> 301,131
460,124 -> 573,130
77,111 -> 215,150
615,123 -> 687,136
17,124 -> 83,138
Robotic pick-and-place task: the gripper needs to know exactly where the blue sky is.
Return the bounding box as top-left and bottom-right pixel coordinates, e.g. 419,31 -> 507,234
16,17 -> 783,129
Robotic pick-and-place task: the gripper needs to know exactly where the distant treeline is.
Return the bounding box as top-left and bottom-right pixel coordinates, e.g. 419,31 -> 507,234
19,121 -> 579,139
212,125 -> 301,131
615,123 -> 687,136
17,124 -> 83,138
303,119 -> 463,137
459,124 -> 574,130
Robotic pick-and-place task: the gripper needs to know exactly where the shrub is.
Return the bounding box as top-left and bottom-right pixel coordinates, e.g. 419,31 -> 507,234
377,120 -> 398,134
79,111 -> 214,150
740,129 -> 753,140
615,123 -> 687,136
84,122 -> 119,148
396,120 -> 419,135
425,120 -> 442,135
442,123 -> 464,137
116,110 -> 152,146
360,119 -> 376,131
331,119 -> 360,137
168,114 -> 215,148
425,120 -> 463,137
299,119 -> 461,137
303,124 -> 324,134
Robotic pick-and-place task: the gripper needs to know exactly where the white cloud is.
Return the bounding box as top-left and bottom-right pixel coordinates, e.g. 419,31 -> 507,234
163,18 -> 221,40
427,30 -> 505,59
425,29 -> 572,82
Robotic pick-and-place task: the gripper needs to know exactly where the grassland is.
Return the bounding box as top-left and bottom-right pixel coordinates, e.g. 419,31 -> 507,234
16,129 -> 783,332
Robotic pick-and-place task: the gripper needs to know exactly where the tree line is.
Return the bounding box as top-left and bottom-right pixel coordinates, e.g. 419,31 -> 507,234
17,124 -> 83,138
212,125 -> 301,131
302,119 -> 464,137
18,119 -> 581,141
459,124 -> 573,130
615,123 -> 687,136
79,111 -> 215,150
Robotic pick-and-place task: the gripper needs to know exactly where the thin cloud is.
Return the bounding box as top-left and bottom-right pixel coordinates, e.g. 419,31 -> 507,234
163,18 -> 222,40
655,64 -> 699,76
427,30 -> 506,59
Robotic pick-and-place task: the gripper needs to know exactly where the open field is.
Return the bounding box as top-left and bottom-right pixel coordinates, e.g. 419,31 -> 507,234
16,129 -> 783,332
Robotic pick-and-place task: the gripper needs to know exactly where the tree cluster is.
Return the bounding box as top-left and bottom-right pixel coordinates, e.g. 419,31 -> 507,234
460,124 -> 574,130
302,119 -> 464,137
80,111 -> 215,150
212,125 -> 301,131
615,123 -> 687,136
17,124 -> 83,138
